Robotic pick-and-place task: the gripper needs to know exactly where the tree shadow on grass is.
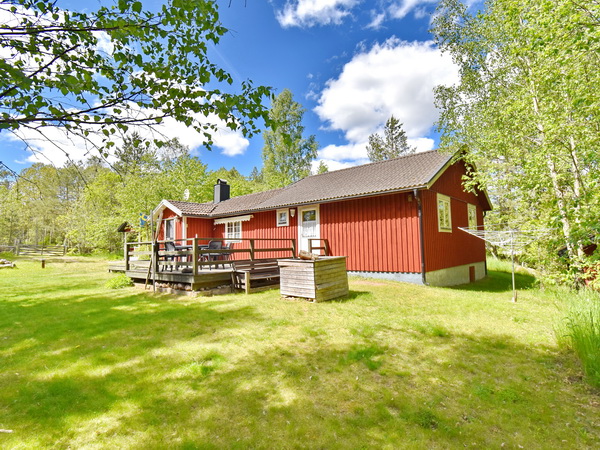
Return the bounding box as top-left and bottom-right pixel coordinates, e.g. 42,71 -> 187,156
447,269 -> 537,293
3,301 -> 599,448
0,290 -> 265,443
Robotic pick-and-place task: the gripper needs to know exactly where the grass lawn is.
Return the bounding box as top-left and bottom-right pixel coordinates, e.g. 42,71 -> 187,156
0,257 -> 598,448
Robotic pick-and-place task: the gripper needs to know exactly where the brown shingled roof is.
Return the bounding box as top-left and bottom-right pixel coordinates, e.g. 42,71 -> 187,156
256,150 -> 451,210
159,150 -> 455,218
166,200 -> 215,216
211,188 -> 284,215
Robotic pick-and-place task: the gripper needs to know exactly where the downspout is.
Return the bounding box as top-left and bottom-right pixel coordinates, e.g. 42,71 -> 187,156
414,188 -> 427,285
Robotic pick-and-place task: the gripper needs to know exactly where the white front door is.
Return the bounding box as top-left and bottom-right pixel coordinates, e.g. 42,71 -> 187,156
298,205 -> 320,253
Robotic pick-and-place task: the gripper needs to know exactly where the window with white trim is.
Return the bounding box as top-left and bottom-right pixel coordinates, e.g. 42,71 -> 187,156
467,204 -> 477,229
437,194 -> 452,233
276,209 -> 289,227
225,221 -> 242,242
164,219 -> 175,240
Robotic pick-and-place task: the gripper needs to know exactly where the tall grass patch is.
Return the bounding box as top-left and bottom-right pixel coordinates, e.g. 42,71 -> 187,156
556,289 -> 600,387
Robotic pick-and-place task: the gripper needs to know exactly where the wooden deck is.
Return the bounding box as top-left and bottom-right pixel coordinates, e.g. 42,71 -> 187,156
111,237 -> 331,293
109,261 -> 234,290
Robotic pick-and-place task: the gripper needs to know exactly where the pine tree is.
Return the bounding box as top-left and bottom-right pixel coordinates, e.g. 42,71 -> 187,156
366,116 -> 415,162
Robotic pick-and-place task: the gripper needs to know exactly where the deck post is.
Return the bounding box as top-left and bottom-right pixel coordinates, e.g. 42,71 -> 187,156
152,242 -> 159,274
192,237 -> 198,276
324,239 -> 330,256
291,239 -> 297,258
245,271 -> 251,295
124,242 -> 130,271
249,239 -> 255,260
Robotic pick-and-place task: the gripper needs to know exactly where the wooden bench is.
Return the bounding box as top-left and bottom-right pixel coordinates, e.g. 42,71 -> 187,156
231,259 -> 281,294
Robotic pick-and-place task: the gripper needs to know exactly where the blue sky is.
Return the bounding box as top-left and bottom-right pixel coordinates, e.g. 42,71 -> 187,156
0,0 -> 463,177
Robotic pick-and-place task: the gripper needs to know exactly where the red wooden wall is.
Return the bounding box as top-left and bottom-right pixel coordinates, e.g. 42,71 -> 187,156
155,159 -> 487,275
320,192 -> 421,273
186,217 -> 215,242
421,161 -> 486,272
157,210 -> 185,241
212,210 -> 298,260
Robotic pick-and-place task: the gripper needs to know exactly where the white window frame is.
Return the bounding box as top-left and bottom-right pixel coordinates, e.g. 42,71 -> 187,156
467,204 -> 477,229
164,218 -> 175,241
213,215 -> 253,243
437,194 -> 452,233
276,209 -> 289,227
225,221 -> 242,243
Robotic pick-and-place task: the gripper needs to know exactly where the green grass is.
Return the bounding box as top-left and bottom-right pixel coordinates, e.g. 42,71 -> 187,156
0,258 -> 599,448
555,290 -> 600,387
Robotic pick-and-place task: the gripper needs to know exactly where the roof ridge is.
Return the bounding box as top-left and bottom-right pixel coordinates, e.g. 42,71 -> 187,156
306,149 -> 442,180
168,199 -> 211,205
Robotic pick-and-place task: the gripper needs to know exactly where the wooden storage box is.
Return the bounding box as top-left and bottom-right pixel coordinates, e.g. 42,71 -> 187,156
278,256 -> 349,302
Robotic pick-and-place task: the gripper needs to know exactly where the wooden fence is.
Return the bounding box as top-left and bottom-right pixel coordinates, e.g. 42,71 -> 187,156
0,243 -> 67,256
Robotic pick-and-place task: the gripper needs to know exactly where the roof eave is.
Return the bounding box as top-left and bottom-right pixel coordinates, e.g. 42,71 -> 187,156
426,153 -> 493,211
425,155 -> 455,190
152,199 -> 183,220
208,186 -> 429,218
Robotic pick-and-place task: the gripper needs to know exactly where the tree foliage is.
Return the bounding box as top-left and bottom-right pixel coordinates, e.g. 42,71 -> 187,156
0,0 -> 271,157
432,0 -> 600,276
0,136 -> 265,252
366,116 -> 415,162
261,89 -> 318,188
316,160 -> 328,174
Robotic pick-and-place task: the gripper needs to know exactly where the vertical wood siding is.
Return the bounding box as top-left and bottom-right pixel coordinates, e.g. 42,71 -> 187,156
158,209 -> 214,243
156,158 -> 486,274
186,219 -> 215,243
211,210 -> 298,260
421,161 -> 487,272
320,192 -> 421,273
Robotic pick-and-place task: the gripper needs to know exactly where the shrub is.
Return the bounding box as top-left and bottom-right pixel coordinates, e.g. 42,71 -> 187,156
556,291 -> 600,387
104,274 -> 134,289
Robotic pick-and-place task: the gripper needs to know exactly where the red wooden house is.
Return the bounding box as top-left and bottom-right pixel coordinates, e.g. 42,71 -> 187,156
152,150 -> 492,286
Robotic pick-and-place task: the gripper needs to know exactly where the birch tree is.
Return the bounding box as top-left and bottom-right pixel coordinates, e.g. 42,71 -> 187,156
0,0 -> 271,159
432,0 -> 600,269
262,89 -> 318,188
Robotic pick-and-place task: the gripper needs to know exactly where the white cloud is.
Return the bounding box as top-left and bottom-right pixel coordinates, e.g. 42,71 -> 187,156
318,142 -> 368,162
367,12 -> 386,29
7,106 -> 250,168
409,137 -> 436,152
311,158 -> 359,173
273,0 -> 447,29
314,38 -> 457,165
276,0 -> 359,28
388,0 -> 438,20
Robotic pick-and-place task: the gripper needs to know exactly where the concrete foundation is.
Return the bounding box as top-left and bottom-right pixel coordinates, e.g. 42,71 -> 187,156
425,261 -> 487,287
348,271 -> 424,285
348,261 -> 487,287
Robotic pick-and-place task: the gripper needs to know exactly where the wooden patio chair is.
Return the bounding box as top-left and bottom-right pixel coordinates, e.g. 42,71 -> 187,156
162,241 -> 177,272
203,240 -> 223,270
219,243 -> 234,269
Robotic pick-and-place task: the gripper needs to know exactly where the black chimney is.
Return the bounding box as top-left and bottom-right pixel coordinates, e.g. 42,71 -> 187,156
214,179 -> 230,203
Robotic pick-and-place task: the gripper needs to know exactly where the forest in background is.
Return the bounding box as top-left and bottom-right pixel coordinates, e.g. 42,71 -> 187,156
2,0 -> 600,286
0,135 -> 267,253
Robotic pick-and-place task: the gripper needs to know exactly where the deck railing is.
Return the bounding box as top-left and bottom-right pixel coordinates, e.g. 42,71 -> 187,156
124,237 -> 297,276
308,238 -> 330,256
